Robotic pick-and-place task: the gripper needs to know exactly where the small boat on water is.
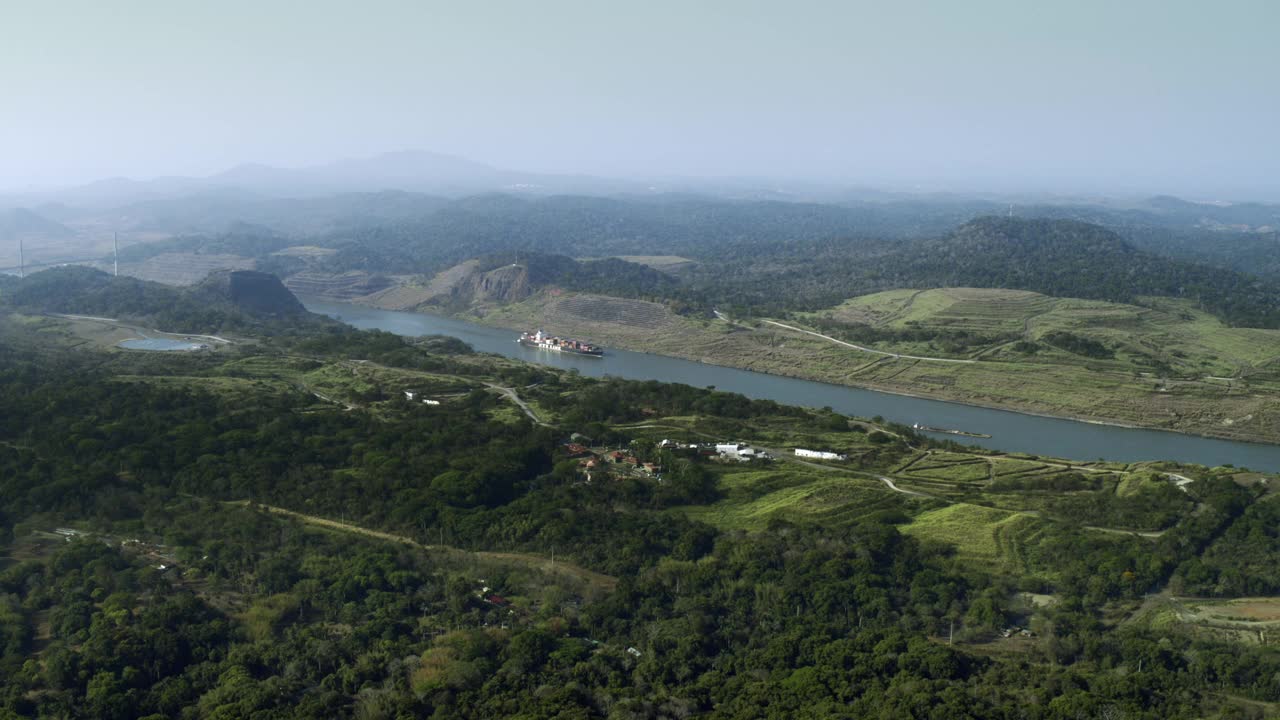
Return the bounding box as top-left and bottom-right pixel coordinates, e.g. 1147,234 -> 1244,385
517,329 -> 604,357
913,423 -> 992,439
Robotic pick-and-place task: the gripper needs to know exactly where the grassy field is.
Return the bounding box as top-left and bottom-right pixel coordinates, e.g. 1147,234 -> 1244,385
900,504 -> 1045,569
1137,596 -> 1280,646
455,288 -> 1280,445
820,288 -> 1280,376
1,312 -> 239,354
679,468 -> 912,531
643,408 -> 1178,579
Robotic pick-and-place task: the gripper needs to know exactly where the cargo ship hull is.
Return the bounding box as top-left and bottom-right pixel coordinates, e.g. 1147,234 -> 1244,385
517,338 -> 603,357
517,330 -> 604,357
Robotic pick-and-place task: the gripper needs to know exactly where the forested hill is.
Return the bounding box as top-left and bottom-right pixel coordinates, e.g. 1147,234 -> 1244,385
674,217 -> 1280,328
879,217 -> 1280,328
473,252 -> 682,301
324,194 -> 979,274
194,269 -> 307,316
395,206 -> 1280,331
92,198 -> 1280,329
0,266 -> 322,334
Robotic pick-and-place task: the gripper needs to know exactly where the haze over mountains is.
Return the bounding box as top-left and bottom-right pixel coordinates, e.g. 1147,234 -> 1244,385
3,150 -> 1279,306
8,149 -> 1280,212
0,151 -> 657,209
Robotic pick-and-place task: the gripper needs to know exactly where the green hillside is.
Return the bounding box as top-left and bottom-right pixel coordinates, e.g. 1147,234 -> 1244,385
813,287 -> 1280,378
3,309 -> 1279,718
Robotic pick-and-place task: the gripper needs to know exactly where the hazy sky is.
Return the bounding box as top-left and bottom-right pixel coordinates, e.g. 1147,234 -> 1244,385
3,0 -> 1278,198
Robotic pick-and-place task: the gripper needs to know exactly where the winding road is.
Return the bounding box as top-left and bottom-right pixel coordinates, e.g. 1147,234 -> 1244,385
877,475 -> 934,498
485,383 -> 547,425
760,320 -> 977,364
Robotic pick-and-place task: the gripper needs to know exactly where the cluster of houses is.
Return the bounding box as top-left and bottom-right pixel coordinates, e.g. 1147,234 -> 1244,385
474,581 -> 512,609
52,528 -> 179,572
563,443 -> 663,480
559,434 -> 853,482
560,436 -> 782,482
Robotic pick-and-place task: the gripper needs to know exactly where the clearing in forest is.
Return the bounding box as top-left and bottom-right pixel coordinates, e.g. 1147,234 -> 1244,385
900,503 -> 1045,570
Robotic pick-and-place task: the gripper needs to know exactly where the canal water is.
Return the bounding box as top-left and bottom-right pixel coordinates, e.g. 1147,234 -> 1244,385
302,297 -> 1280,472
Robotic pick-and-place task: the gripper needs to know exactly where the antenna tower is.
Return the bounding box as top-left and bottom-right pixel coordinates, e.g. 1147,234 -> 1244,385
113,232 -> 120,277
1008,204 -> 1014,218
17,235 -> 24,279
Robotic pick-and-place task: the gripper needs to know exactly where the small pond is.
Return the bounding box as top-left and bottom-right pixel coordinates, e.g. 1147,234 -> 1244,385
118,338 -> 207,352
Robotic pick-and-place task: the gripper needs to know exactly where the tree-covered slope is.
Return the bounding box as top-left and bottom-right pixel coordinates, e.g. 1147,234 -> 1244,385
888,217 -> 1280,327
1,266 -> 318,334
684,217 -> 1280,328
325,193 -> 971,274
1,321 -> 1278,718
99,198 -> 1280,330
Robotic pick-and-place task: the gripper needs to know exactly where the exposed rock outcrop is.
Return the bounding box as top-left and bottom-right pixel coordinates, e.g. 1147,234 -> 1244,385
197,270 -> 306,316
449,263 -> 533,305
284,270 -> 394,299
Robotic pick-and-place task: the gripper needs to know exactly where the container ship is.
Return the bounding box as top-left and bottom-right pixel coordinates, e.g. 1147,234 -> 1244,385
517,329 -> 604,357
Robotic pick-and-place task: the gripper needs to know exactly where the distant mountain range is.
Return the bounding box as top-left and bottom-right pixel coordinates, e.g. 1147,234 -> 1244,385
0,151 -> 649,209
1,149 -> 1278,290
0,207 -> 75,242
8,149 -> 1275,212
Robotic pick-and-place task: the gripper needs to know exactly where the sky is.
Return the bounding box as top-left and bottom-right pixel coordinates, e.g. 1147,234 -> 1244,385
2,0 -> 1278,198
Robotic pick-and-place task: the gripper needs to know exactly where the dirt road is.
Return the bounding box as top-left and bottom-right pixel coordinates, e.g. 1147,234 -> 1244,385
225,500 -> 615,591
760,320 -> 976,364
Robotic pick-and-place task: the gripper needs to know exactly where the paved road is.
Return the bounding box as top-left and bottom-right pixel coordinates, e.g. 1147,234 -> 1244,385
485,383 -> 548,425
877,475 -> 934,498
1166,472 -> 1196,493
761,320 -> 976,364
53,313 -> 234,345
1082,524 -> 1166,538
308,390 -> 355,411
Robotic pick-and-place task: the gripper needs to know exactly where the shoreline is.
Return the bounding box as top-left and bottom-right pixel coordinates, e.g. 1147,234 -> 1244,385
458,308 -> 1280,448
307,294 -> 1280,451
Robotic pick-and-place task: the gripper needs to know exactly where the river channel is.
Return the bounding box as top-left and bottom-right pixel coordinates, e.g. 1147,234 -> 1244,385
302,297 -> 1280,472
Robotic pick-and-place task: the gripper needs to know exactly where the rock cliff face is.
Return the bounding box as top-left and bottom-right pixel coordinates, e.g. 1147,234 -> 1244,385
198,270 -> 306,316
283,270 -> 393,299
449,264 -> 533,305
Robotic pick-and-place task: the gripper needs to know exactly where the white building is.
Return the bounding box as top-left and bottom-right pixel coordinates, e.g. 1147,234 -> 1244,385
795,448 -> 847,461
716,443 -> 771,462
